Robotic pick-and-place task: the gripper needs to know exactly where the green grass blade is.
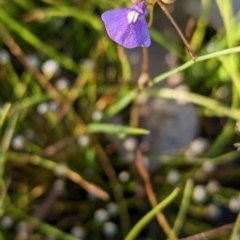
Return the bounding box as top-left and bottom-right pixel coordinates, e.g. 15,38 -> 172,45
0,9 -> 80,73
87,123 -> 150,135
124,188 -> 180,240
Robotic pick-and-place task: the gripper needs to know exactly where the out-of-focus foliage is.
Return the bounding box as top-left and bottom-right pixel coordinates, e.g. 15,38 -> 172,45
0,0 -> 240,239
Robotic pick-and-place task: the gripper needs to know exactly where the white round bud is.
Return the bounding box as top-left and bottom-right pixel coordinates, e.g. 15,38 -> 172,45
26,54 -> 40,68
80,59 -> 95,70
94,209 -> 109,223
53,179 -> 65,192
12,135 -> 25,150
206,204 -> 221,219
123,137 -> 137,152
55,77 -> 69,91
166,169 -> 181,185
118,171 -> 130,183
41,59 -> 60,77
229,197 -> 240,213
202,161 -> 216,173
16,221 -> 27,232
77,135 -> 90,147
1,216 -> 13,229
70,226 -> 86,238
0,49 -> 10,64
193,185 -> 207,203
103,222 -> 118,237
92,110 -> 103,122
37,102 -> 49,115
106,202 -> 119,216
206,180 -> 220,194
186,138 -> 210,157
48,101 -> 58,112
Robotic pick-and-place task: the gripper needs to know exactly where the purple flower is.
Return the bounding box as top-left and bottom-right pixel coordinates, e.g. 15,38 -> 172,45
101,1 -> 151,49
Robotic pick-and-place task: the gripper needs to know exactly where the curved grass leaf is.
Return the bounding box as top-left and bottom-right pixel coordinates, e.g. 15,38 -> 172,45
87,123 -> 149,135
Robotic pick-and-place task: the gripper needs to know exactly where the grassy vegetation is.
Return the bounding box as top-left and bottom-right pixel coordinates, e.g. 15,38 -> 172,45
0,0 -> 240,239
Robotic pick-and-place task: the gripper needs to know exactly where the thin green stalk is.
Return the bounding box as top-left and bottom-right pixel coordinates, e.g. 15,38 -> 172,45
87,123 -> 149,135
0,102 -> 11,130
117,45 -> 131,82
152,150 -> 239,166
0,112 -> 18,213
216,0 -> 240,98
5,198 -> 80,240
219,56 -> 240,98
189,0 -> 210,51
144,88 -> 240,120
106,90 -> 137,117
148,3 -> 155,28
4,62 -> 25,99
168,179 -> 194,239
150,45 -> 240,86
12,93 -> 50,112
1,113 -> 18,154
216,0 -> 235,48
106,46 -> 240,118
7,153 -> 110,201
124,188 -> 180,240
0,11 -> 80,73
230,195 -> 240,240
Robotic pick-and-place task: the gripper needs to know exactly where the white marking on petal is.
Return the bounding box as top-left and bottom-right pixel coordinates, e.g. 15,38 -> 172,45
127,11 -> 139,24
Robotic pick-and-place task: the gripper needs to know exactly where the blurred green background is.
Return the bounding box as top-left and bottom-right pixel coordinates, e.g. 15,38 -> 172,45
0,0 -> 240,239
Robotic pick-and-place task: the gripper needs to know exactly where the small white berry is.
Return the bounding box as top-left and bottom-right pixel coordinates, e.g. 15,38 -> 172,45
26,54 -> 40,68
77,135 -> 90,147
0,49 -> 10,64
70,226 -> 86,238
37,102 -> 48,115
118,171 -> 130,183
167,169 -> 181,185
123,137 -> 137,152
12,135 -> 25,150
206,204 -> 221,219
42,59 -> 60,77
94,209 -> 109,223
16,221 -> 27,232
80,59 -> 95,70
106,202 -> 119,216
202,161 -> 216,173
206,180 -> 220,194
53,179 -> 65,192
186,138 -> 209,157
229,197 -> 240,213
48,101 -> 58,112
55,77 -> 69,91
92,110 -> 103,122
0,216 -> 13,229
193,185 -> 207,204
103,222 -> 118,237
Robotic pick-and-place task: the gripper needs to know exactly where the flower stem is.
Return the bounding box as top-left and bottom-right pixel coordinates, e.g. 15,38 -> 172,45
156,0 -> 197,60
124,188 -> 180,240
